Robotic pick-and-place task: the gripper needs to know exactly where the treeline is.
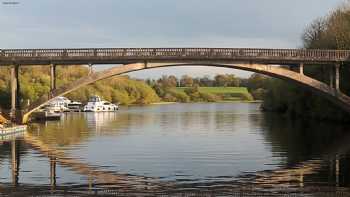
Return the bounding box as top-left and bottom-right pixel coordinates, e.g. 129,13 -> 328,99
262,2 -> 350,122
0,65 -> 271,109
146,74 -> 239,88
0,66 -> 160,109
146,73 -> 269,102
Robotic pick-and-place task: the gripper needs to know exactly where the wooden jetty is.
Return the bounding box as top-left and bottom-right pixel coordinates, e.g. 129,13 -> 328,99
0,125 -> 27,137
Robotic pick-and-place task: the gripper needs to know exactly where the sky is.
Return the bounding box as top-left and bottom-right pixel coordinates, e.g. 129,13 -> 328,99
0,0 -> 345,79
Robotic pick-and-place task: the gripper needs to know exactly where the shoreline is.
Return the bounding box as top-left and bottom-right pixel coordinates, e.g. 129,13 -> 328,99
149,100 -> 263,105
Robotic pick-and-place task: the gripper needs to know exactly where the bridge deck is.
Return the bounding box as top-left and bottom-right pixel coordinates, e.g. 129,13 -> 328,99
1,48 -> 350,65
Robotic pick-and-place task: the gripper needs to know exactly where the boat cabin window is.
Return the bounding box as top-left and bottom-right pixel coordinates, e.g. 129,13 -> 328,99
89,96 -> 101,102
103,102 -> 111,105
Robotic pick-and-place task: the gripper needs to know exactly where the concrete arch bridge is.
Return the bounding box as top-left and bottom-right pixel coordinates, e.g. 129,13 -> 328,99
0,48 -> 349,123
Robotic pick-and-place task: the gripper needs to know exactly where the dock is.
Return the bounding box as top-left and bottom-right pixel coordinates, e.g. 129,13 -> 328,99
0,125 -> 27,137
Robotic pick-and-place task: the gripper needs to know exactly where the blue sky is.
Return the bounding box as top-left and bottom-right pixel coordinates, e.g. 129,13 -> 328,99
0,0 -> 344,78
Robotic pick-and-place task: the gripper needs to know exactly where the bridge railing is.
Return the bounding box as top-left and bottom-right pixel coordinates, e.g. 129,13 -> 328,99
1,48 -> 350,61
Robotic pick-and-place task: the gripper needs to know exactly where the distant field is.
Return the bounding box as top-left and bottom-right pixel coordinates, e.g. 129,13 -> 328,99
174,87 -> 253,101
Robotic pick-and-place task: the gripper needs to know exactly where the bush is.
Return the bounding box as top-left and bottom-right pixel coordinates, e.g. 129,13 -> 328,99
251,88 -> 266,100
166,89 -> 190,102
199,92 -> 219,102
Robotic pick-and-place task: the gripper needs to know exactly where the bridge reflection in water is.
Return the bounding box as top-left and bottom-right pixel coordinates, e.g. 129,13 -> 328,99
2,107 -> 350,195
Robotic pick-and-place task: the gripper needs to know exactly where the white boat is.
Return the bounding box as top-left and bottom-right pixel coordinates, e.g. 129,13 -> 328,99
44,96 -> 71,112
67,101 -> 83,112
44,102 -> 70,113
83,96 -> 119,112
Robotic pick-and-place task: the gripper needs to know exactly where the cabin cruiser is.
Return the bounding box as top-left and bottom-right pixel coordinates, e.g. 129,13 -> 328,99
43,96 -> 83,112
44,102 -> 69,113
83,96 -> 119,112
44,96 -> 71,112
67,101 -> 83,112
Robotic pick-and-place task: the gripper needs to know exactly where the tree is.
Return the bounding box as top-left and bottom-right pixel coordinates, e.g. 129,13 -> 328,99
157,75 -> 178,88
180,75 -> 194,87
247,73 -> 269,91
214,74 -> 228,86
263,2 -> 350,122
199,75 -> 214,87
302,17 -> 328,49
214,74 -> 239,87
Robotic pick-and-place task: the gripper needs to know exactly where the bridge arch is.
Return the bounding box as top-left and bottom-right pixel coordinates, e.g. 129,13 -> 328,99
22,62 -> 350,123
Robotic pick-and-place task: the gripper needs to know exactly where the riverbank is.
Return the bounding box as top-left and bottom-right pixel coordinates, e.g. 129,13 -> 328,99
132,100 -> 262,106
151,102 -> 178,105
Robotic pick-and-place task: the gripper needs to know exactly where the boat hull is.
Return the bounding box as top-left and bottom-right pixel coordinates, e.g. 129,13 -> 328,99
32,111 -> 62,121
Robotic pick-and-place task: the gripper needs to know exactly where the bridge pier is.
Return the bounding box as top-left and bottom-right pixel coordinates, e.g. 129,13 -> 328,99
10,65 -> 20,120
50,64 -> 57,91
335,64 -> 340,91
88,64 -> 93,75
329,66 -> 334,88
299,63 -> 304,75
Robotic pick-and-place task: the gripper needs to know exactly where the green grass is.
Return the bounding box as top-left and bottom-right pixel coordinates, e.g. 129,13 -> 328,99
175,87 -> 248,94
174,87 -> 254,101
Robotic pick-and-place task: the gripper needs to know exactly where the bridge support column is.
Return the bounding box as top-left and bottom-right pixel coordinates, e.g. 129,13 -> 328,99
335,64 -> 340,91
50,64 -> 57,91
329,66 -> 334,88
299,63 -> 304,75
88,64 -> 93,75
10,65 -> 20,119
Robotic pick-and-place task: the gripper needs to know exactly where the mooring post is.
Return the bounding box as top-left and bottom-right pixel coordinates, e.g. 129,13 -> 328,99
50,64 -> 57,91
10,65 -> 19,119
335,64 -> 340,91
50,157 -> 57,187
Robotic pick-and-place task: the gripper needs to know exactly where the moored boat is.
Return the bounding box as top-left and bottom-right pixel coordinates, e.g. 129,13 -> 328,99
67,101 -> 83,112
32,110 -> 62,121
83,96 -> 118,112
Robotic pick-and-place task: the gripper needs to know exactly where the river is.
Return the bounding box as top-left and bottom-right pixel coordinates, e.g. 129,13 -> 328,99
1,103 -> 350,196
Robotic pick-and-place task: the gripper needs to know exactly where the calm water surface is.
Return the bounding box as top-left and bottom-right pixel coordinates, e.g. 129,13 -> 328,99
1,103 -> 350,195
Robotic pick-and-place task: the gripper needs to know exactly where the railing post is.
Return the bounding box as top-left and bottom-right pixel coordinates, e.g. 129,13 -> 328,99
335,64 -> 340,91
50,64 -> 56,91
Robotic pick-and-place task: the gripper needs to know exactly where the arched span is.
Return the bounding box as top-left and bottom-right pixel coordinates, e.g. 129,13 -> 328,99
22,62 -> 350,123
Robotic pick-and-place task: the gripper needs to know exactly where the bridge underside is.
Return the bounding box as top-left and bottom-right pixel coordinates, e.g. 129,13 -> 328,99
11,62 -> 348,124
